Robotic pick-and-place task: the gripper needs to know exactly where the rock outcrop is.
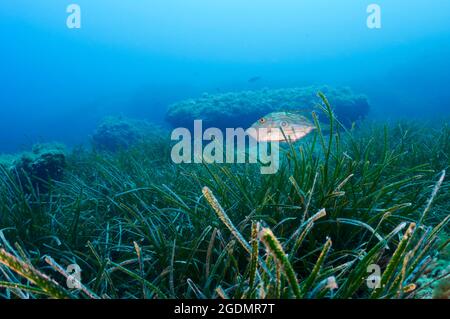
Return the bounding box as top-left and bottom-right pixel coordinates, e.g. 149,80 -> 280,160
92,116 -> 169,153
166,86 -> 370,129
10,143 -> 67,192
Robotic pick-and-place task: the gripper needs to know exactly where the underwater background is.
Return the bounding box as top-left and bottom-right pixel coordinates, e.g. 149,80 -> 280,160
0,1 -> 449,300
1,0 -> 450,152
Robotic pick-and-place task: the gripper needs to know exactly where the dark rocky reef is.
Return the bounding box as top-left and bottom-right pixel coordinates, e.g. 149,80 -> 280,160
7,143 -> 67,192
166,86 -> 370,129
92,116 -> 169,153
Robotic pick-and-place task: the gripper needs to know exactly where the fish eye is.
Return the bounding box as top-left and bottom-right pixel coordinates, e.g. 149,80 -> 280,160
259,118 -> 266,124
281,121 -> 288,127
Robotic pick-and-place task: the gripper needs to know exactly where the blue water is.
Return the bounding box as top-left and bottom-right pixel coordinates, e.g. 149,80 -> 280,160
1,0 -> 450,153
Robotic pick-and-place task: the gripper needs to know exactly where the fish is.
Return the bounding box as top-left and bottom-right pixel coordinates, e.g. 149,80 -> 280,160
248,76 -> 262,83
248,111 -> 316,142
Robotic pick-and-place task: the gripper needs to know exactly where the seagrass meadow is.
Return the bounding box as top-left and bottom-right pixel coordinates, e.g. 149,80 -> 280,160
0,95 -> 449,299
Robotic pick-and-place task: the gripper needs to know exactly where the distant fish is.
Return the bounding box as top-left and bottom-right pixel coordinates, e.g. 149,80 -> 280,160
248,76 -> 262,83
248,111 -> 316,142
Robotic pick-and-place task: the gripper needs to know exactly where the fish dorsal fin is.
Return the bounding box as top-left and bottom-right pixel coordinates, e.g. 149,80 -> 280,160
283,109 -> 313,116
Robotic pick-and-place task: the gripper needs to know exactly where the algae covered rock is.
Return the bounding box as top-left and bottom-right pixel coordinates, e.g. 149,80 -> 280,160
92,116 -> 169,152
433,277 -> 450,299
11,143 -> 67,191
0,155 -> 15,170
166,86 -> 370,129
416,235 -> 450,299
